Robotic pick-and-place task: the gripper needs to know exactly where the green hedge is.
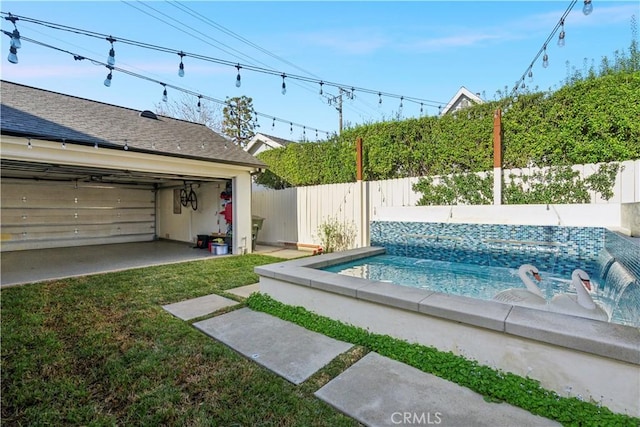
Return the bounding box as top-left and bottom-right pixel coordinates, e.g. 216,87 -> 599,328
256,69 -> 639,189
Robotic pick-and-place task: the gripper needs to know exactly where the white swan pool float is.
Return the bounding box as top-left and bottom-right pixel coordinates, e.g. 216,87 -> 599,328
548,269 -> 609,321
494,264 -> 547,308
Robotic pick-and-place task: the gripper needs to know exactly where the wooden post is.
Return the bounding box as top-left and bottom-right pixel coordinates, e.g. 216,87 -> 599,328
356,137 -> 363,181
355,137 -> 369,247
493,109 -> 503,205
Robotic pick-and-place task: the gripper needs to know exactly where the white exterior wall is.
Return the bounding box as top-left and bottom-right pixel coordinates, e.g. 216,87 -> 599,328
252,160 -> 639,247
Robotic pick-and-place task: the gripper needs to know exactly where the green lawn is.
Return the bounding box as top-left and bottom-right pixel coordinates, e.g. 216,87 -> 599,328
1,254 -> 360,426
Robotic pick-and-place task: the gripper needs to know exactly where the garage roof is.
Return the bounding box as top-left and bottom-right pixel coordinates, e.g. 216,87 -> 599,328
1,80 -> 265,169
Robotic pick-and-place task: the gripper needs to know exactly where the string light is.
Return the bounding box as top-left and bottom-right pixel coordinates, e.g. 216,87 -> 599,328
161,84 -> 168,102
378,92 -> 382,105
61,138 -> 66,149
557,19 -> 566,47
399,96 -> 404,109
4,31 -> 331,139
123,140 -> 129,151
272,118 -> 275,130
94,141 -> 99,149
196,95 -> 202,112
542,45 -> 549,68
583,0 -> 593,15
289,122 -> 293,134
104,66 -> 113,87
420,103 -> 424,115
319,81 -> 323,95
0,12 -> 446,110
528,69 -> 534,82
178,51 -> 185,77
27,138 -> 32,149
7,46 -> 18,64
106,35 -> 116,66
281,73 -> 287,95
235,63 -> 242,87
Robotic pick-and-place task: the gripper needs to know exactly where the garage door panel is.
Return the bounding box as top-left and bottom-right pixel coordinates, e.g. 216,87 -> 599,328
1,180 -> 156,251
1,208 -> 155,225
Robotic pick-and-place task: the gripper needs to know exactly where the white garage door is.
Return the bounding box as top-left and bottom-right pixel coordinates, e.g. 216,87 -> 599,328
1,180 -> 155,251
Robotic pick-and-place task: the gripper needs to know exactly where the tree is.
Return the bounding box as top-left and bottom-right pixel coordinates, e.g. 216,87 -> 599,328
222,96 -> 256,148
155,93 -> 222,132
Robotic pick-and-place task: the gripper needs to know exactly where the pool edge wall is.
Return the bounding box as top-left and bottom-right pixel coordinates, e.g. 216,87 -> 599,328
256,247 -> 640,418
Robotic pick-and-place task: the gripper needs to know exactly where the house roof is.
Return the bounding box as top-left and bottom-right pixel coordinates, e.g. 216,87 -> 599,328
440,86 -> 484,116
245,132 -> 294,155
0,80 -> 265,169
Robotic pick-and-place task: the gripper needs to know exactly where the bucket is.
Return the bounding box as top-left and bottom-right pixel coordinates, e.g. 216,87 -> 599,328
212,243 -> 228,255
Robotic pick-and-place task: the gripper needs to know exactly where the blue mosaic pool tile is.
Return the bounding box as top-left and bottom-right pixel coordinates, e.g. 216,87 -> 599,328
370,221 -> 615,278
605,230 -> 640,282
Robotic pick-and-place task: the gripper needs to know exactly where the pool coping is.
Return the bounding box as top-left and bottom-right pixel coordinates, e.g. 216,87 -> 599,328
255,247 -> 640,366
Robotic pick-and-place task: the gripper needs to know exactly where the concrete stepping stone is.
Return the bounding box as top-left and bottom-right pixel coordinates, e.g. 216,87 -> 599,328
315,352 -> 560,427
163,294 -> 237,320
193,308 -> 353,384
226,283 -> 259,298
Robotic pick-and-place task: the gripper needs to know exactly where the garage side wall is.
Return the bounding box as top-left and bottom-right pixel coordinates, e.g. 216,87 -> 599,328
156,182 -> 228,244
1,179 -> 156,251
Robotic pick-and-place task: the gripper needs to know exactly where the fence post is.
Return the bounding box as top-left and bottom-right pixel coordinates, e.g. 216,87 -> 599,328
356,137 -> 369,247
493,109 -> 503,205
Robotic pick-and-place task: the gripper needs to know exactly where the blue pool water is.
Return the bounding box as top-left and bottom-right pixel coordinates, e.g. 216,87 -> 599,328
323,254 -> 639,327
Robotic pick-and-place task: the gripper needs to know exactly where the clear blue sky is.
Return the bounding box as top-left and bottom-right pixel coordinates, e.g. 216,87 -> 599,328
1,1 -> 637,141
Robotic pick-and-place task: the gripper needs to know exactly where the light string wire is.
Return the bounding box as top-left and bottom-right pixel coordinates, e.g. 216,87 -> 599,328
509,0 -> 579,98
0,12 -> 445,108
0,30 -> 332,138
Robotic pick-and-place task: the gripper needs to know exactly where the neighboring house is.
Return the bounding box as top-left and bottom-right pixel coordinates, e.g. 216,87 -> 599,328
439,86 -> 484,116
245,132 -> 294,156
0,81 -> 266,253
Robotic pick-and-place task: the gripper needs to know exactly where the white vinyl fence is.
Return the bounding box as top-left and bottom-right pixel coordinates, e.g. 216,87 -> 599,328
252,160 -> 639,247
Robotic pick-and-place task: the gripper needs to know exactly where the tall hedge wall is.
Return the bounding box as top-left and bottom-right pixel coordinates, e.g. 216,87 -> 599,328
256,69 -> 640,189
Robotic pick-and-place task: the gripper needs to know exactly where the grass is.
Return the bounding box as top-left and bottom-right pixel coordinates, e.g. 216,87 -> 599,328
1,254 -> 360,426
4,253 -> 638,427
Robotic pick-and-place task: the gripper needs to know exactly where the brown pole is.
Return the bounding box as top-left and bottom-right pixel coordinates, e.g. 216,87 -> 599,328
356,137 -> 363,181
493,108 -> 502,168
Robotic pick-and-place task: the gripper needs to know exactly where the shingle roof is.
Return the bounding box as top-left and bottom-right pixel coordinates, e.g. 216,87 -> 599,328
257,133 -> 295,146
0,81 -> 265,169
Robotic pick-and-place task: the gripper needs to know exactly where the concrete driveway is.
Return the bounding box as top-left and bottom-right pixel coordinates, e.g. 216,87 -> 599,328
0,240 -> 307,287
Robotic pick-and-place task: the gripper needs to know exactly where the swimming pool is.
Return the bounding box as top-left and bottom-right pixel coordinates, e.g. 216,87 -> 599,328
323,254 -> 639,327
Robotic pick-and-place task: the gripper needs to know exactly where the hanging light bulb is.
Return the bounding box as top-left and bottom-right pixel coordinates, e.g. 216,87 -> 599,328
61,138 -> 66,149
94,141 -> 99,149
281,74 -> 287,95
289,122 -> 293,133
10,28 -> 21,49
557,20 -> 566,47
583,0 -> 593,15
521,81 -> 526,89
378,92 -> 382,105
27,138 -> 32,149
124,140 -> 129,151
319,81 -> 324,95
162,85 -> 168,102
528,69 -> 534,82
399,96 -> 404,109
542,45 -> 549,68
7,46 -> 18,64
196,95 -> 202,113
104,67 -> 113,87
272,117 -> 275,130
303,126 -> 307,139
178,52 -> 185,77
106,36 -> 116,67
315,129 -> 318,139
235,64 -> 242,87
420,103 -> 424,115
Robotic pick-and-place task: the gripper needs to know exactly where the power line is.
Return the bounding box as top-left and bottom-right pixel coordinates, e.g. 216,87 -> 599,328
0,11 -> 446,108
1,30 -> 332,139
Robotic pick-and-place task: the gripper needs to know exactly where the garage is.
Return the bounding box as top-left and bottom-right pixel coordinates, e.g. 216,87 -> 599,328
1,81 -> 265,254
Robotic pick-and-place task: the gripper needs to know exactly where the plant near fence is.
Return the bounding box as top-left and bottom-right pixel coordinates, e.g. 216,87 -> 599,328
411,163 -> 623,205
316,217 -> 356,253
